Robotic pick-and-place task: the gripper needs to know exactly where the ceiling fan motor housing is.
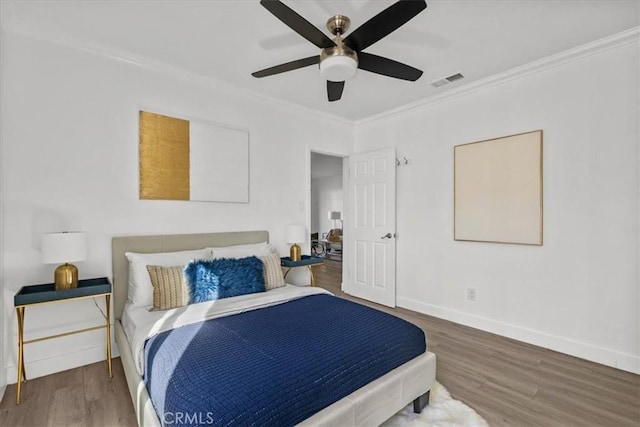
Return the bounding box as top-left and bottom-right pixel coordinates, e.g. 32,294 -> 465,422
320,15 -> 358,82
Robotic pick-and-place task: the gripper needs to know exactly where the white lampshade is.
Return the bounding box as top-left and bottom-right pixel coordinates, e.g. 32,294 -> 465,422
285,225 -> 306,244
328,211 -> 342,220
320,55 -> 358,82
41,232 -> 87,264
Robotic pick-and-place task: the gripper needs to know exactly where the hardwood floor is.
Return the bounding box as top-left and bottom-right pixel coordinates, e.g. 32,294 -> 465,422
314,259 -> 640,426
0,357 -> 136,427
1,259 -> 638,426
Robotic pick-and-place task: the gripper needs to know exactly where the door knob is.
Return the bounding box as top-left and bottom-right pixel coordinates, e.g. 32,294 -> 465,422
381,233 -> 394,239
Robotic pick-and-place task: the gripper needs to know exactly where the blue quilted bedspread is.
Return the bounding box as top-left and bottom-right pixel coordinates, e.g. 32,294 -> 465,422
144,294 -> 426,426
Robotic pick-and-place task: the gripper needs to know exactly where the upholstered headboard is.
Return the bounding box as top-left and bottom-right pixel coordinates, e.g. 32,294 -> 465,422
111,230 -> 269,319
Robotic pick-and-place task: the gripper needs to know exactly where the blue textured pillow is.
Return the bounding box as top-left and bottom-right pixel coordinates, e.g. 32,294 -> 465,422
184,257 -> 266,303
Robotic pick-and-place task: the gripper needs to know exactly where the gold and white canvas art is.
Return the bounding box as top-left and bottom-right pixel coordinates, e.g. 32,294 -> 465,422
139,111 -> 249,203
454,130 -> 543,245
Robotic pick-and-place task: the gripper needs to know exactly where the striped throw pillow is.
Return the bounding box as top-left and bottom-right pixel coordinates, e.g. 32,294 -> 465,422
146,265 -> 189,310
261,252 -> 285,290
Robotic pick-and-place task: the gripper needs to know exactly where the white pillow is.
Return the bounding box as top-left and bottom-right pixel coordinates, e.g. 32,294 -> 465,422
125,248 -> 210,306
208,242 -> 275,259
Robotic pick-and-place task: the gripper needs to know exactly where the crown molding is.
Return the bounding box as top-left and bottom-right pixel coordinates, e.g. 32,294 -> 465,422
356,26 -> 640,126
1,23 -> 355,128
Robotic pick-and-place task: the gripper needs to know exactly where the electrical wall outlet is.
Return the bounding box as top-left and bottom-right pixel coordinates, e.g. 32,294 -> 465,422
466,287 -> 477,302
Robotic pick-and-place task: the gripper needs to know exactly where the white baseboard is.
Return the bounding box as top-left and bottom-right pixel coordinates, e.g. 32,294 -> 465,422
397,297 -> 640,375
0,384 -> 6,403
5,343 -> 120,385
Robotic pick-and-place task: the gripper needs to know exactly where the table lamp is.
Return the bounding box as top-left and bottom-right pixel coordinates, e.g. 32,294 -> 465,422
41,232 -> 87,290
286,224 -> 306,262
329,211 -> 342,229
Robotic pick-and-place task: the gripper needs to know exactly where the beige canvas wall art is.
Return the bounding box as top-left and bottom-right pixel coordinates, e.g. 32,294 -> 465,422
454,130 -> 543,245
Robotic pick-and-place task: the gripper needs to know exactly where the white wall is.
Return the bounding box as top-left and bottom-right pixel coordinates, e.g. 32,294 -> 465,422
355,39 -> 639,373
0,31 -> 354,383
311,175 -> 343,236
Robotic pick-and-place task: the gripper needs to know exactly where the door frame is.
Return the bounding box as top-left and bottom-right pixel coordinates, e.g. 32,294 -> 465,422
306,146 -> 349,289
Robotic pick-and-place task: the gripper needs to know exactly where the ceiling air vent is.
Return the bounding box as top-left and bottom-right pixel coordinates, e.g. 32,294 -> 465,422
430,72 -> 464,88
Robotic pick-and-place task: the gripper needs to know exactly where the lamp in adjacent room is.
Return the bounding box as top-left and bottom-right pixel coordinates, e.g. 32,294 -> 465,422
285,224 -> 306,262
41,232 -> 87,290
328,211 -> 342,230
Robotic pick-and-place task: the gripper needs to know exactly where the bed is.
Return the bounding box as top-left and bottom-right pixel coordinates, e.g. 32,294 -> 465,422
112,231 -> 436,426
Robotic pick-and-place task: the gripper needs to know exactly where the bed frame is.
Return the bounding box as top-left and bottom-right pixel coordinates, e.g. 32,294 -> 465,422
112,230 -> 436,426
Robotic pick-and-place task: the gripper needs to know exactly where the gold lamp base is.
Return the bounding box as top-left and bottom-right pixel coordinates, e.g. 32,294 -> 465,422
54,263 -> 79,290
290,244 -> 301,262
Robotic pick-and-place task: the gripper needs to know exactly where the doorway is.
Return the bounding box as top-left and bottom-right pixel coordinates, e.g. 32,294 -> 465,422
310,152 -> 344,267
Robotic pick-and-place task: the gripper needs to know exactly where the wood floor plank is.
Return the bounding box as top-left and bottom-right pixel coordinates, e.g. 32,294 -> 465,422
46,385 -> 86,427
436,357 -> 487,388
83,361 -> 113,402
535,362 -> 640,413
532,387 -> 637,427
593,363 -> 640,388
478,379 -> 587,426
0,389 -> 50,427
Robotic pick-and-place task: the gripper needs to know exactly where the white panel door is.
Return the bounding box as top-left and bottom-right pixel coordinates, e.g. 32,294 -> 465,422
343,148 -> 396,307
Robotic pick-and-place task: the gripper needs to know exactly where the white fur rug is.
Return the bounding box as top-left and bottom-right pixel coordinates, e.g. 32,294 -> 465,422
382,382 -> 489,427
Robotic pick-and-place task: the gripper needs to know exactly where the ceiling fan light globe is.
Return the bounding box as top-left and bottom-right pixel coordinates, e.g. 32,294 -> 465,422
320,56 -> 358,82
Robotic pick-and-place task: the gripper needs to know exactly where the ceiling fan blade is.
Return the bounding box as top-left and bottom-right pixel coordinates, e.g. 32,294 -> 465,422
344,0 -> 427,52
358,52 -> 423,81
260,0 -> 336,49
252,56 -> 319,78
327,81 -> 345,102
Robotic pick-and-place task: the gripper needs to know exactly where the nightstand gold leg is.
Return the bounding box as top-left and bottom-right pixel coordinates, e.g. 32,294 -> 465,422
16,306 -> 26,404
105,294 -> 112,378
21,356 -> 26,383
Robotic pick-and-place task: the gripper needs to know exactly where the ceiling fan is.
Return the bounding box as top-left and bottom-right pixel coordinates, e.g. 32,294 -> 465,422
252,0 -> 428,102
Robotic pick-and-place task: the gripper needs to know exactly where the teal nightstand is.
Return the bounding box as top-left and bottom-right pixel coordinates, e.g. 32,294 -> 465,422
13,277 -> 112,404
281,255 -> 324,287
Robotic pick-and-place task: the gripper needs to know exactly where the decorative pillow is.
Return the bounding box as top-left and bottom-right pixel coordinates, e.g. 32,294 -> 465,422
260,252 -> 285,290
125,248 -> 210,306
146,265 -> 189,311
209,242 -> 275,259
184,257 -> 266,303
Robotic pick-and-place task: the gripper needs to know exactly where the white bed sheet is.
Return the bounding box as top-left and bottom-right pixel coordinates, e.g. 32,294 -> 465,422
121,285 -> 332,375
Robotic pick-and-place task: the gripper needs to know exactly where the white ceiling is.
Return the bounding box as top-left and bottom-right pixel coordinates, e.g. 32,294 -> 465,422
2,1 -> 638,122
